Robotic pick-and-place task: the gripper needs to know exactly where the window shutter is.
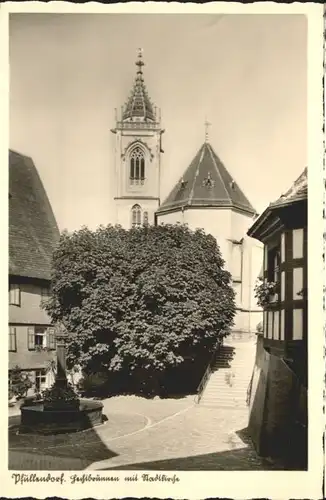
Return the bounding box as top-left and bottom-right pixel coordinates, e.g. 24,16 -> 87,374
27,327 -> 35,350
48,328 -> 55,349
9,327 -> 17,352
9,284 -> 21,306
13,327 -> 17,351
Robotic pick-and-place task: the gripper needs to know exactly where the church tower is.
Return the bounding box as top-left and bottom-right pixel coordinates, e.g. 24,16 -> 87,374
111,49 -> 164,228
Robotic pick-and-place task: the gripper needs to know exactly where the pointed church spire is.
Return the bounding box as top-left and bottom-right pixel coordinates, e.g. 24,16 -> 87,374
122,49 -> 156,122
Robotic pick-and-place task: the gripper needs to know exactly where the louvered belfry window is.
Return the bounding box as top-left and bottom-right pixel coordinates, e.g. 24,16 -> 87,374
130,147 -> 145,185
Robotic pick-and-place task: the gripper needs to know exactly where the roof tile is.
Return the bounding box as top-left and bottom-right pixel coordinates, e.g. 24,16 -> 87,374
270,167 -> 307,208
157,142 -> 256,215
9,150 -> 60,280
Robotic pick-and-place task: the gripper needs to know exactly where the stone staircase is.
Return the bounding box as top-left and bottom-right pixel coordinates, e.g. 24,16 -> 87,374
199,335 -> 256,409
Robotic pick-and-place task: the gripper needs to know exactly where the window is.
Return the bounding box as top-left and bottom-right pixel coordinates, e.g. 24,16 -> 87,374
9,327 -> 17,352
266,246 -> 280,303
143,211 -> 149,226
35,327 -> 46,347
35,369 -> 47,392
293,267 -> 303,299
9,284 -> 20,306
293,308 -> 303,340
293,228 -> 304,259
280,233 -> 286,262
131,204 -> 142,228
268,247 -> 280,283
281,271 -> 285,301
27,326 -> 56,350
130,147 -> 145,185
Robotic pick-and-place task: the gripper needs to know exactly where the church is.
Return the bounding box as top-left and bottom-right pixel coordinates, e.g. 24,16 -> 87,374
110,50 -> 263,335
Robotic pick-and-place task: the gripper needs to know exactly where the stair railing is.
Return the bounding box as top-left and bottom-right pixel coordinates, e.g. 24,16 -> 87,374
194,348 -> 218,404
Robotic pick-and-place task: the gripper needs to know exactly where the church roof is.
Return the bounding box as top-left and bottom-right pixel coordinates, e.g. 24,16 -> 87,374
9,150 -> 60,281
122,49 -> 155,122
157,142 -> 256,216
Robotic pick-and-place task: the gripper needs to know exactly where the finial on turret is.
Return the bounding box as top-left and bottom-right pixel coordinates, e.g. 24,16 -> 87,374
136,48 -> 144,73
204,118 -> 211,143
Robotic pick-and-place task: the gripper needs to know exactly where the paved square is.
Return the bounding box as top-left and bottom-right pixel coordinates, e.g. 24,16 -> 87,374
9,396 -> 280,471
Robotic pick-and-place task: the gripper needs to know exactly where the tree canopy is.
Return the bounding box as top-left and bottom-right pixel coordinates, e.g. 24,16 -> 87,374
45,224 -> 235,393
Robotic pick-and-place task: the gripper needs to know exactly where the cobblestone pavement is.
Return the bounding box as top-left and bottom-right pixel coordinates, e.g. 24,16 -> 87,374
9,395 -> 281,471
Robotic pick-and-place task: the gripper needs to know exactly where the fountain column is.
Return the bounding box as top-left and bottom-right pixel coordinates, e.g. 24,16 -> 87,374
20,321 -> 104,433
55,324 -> 68,388
41,321 -> 80,411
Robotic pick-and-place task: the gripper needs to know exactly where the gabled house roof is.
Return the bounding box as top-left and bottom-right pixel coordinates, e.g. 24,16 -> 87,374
270,167 -> 307,209
247,167 -> 307,240
157,142 -> 256,216
9,150 -> 60,281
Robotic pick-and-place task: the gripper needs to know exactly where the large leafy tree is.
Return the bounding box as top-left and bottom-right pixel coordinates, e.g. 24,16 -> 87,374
45,224 -> 235,393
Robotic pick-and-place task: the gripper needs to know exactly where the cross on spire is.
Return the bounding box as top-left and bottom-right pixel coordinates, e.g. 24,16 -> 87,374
204,119 -> 212,143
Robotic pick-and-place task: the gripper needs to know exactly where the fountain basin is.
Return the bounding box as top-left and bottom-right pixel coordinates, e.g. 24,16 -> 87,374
20,399 -> 104,434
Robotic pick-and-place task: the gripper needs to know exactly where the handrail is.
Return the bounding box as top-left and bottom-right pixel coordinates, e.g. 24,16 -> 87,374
194,347 -> 218,404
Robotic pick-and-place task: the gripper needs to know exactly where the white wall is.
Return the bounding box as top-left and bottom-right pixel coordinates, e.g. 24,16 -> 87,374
157,207 -> 233,269
113,126 -> 162,228
232,210 -> 253,241
115,198 -> 159,228
157,210 -> 183,225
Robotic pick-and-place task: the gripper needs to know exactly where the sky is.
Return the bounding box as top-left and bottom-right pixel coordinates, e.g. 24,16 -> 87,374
9,13 -> 307,232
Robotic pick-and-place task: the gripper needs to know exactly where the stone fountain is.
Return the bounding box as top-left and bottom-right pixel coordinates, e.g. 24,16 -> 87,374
20,323 -> 104,434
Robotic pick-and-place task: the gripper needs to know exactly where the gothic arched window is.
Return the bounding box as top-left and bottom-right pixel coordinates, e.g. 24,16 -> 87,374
131,204 -> 142,228
143,211 -> 149,226
130,147 -> 145,185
